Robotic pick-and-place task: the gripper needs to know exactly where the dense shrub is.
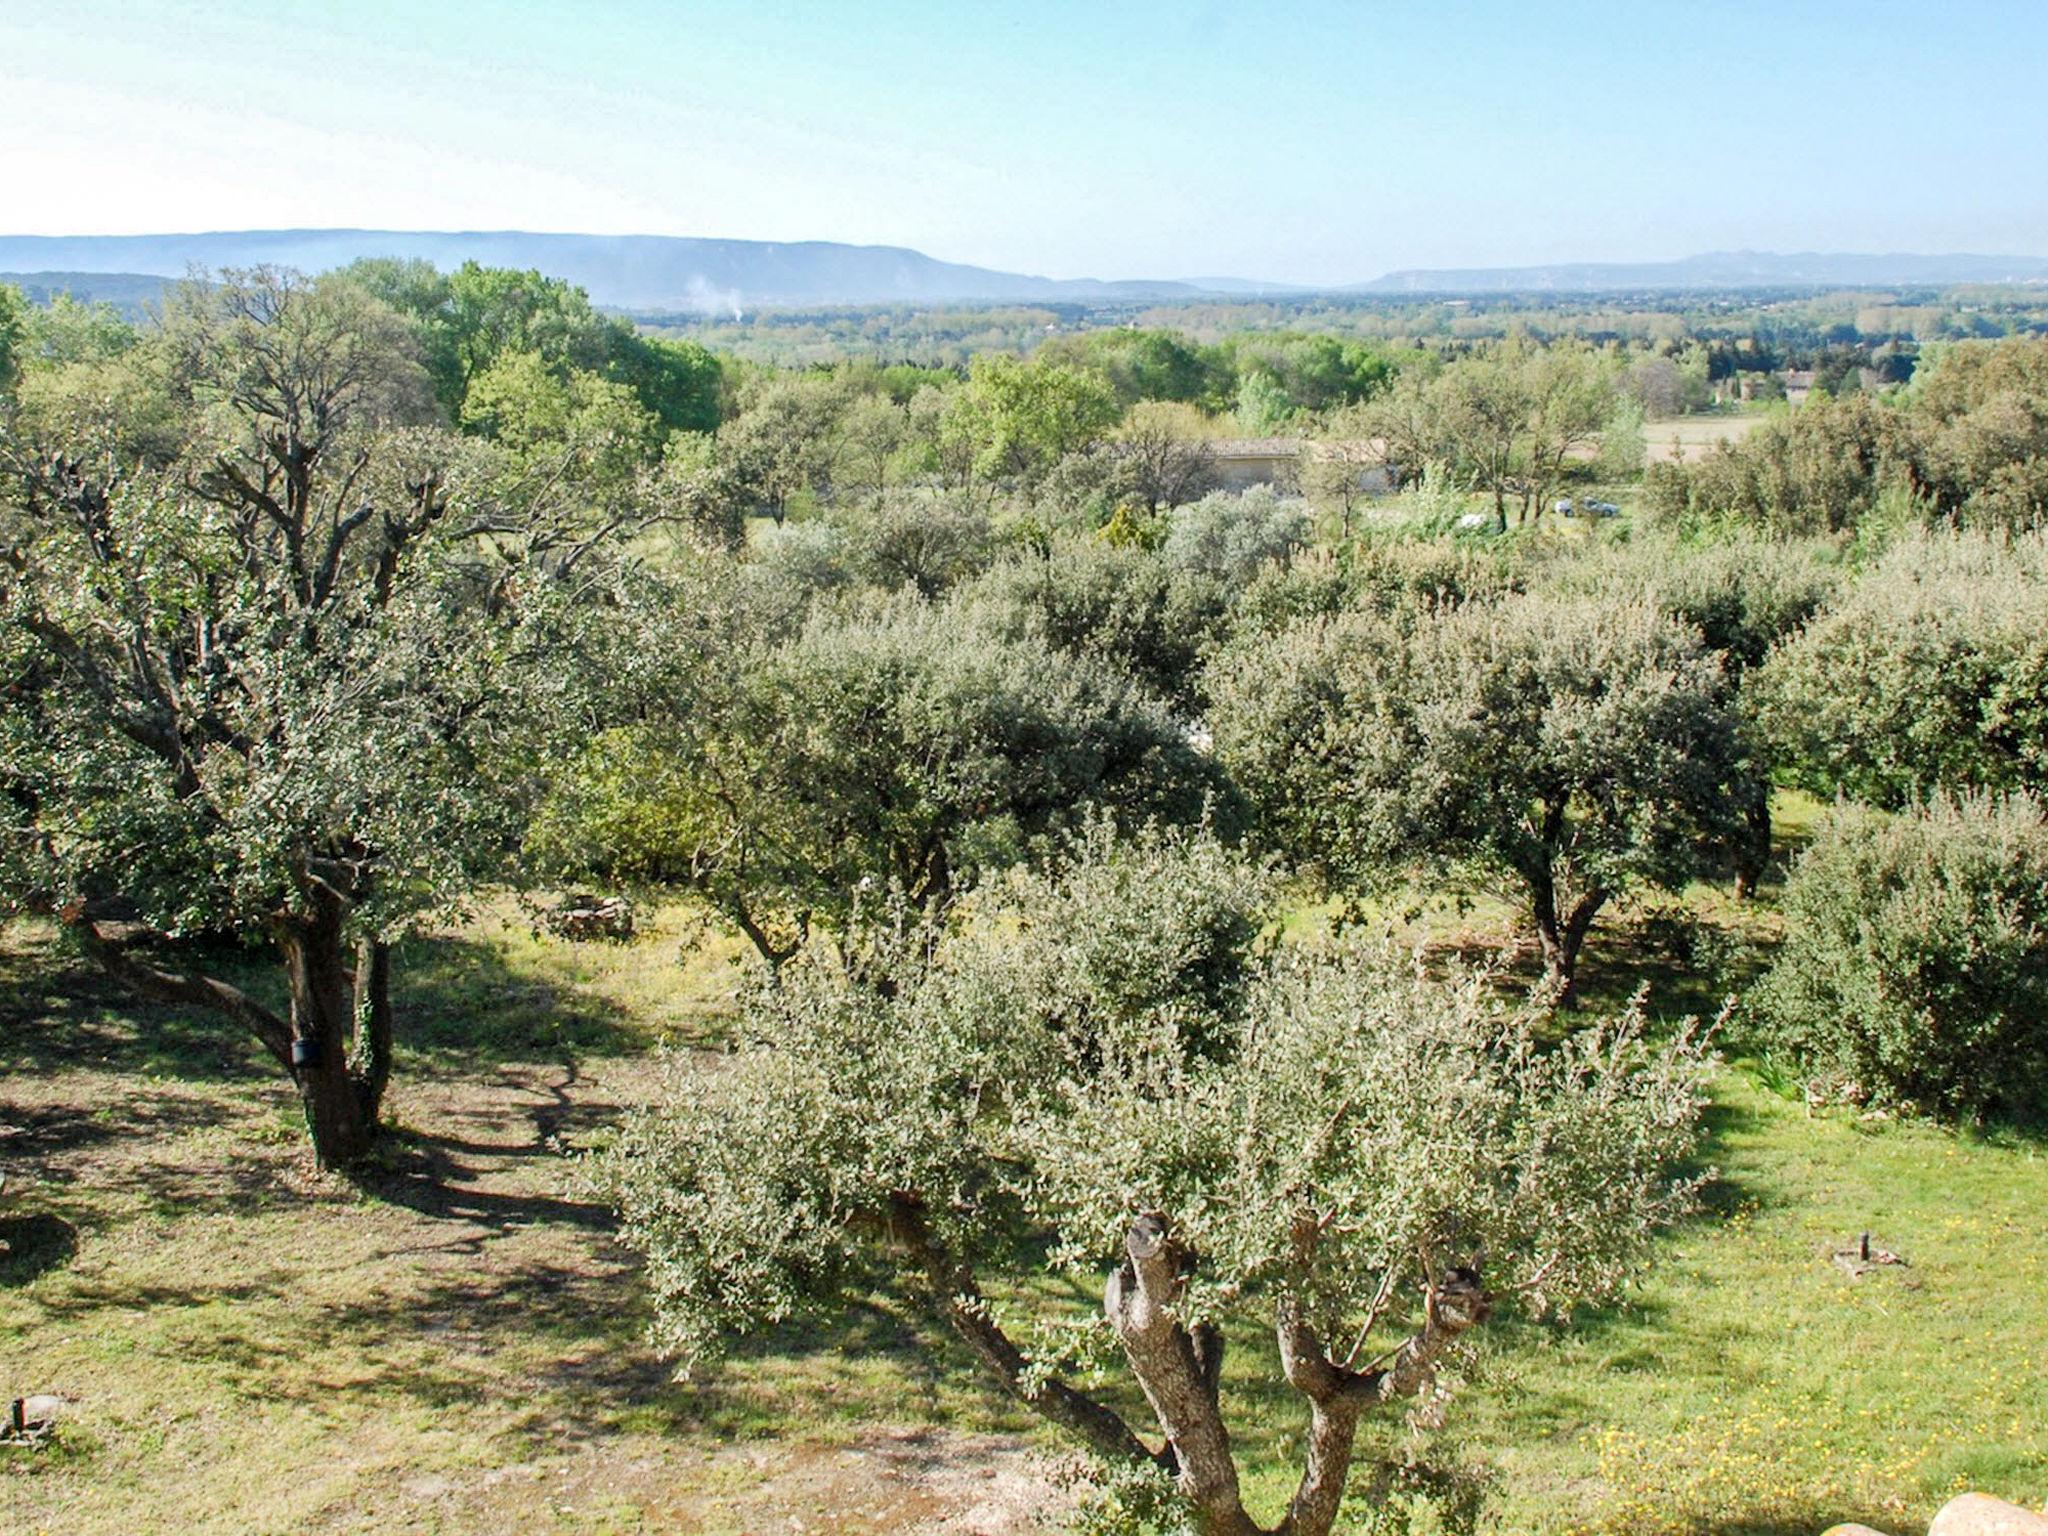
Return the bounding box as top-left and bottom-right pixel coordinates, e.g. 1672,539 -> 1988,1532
1642,394 -> 1908,535
1755,529 -> 2048,806
1161,485 -> 1311,585
1753,792 -> 2048,1121
962,539 -> 1230,713
1906,336 -> 2048,529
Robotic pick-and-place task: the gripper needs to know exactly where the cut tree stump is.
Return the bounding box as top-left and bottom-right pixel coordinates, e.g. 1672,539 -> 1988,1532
2,1394 -> 64,1447
1831,1230 -> 1909,1280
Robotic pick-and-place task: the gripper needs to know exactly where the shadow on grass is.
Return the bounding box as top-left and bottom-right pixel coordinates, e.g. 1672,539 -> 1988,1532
0,927 -> 277,1083
1,919 -> 655,1090
390,931 -> 647,1068
0,1092 -> 246,1165
365,1124 -> 615,1240
0,1212 -> 79,1284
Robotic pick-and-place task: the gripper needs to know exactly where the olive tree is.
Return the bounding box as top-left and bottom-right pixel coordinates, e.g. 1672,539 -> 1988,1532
1755,529 -> 2048,809
0,271 -> 593,1168
1211,592 -> 1744,1005
529,588 -> 1223,964
1543,535 -> 1839,894
1163,486 -> 1313,588
604,825 -> 1711,1536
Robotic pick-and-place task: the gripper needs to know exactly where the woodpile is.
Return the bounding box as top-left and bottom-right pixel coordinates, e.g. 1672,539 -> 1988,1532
545,894 -> 634,942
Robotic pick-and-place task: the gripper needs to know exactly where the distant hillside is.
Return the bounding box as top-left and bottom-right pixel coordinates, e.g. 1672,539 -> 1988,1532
0,270 -> 179,317
1351,250 -> 2048,294
11,235 -> 2048,315
0,230 -> 1203,311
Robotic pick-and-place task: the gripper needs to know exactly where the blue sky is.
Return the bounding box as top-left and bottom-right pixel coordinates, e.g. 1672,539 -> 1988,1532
3,0 -> 2044,284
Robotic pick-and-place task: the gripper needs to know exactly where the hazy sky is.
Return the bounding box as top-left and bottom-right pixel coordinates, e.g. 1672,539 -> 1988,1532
4,0 -> 2045,284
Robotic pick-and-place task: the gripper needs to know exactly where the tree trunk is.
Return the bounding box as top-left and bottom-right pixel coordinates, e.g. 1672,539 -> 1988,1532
1107,1215 -> 1261,1536
353,939 -> 394,1124
1533,881 -> 1606,1010
275,893 -> 376,1170
1281,1394 -> 1364,1536
1733,792 -> 1772,901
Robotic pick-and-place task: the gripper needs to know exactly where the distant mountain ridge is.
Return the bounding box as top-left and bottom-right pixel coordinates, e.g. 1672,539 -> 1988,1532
4,232 -> 2047,311
1351,250 -> 2048,294
0,229 -> 1208,311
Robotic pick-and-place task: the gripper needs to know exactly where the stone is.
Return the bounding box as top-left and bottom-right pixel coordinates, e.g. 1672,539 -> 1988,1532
1928,1494 -> 2048,1536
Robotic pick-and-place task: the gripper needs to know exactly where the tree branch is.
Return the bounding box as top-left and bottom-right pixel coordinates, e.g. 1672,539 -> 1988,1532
889,1195 -> 1160,1471
62,903 -> 293,1071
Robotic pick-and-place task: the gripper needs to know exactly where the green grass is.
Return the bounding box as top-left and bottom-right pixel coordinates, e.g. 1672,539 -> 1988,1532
5,839 -> 2047,1533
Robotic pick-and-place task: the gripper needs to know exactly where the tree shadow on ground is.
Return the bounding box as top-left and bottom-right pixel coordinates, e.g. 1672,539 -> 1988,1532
1,919 -> 654,1088
0,926 -> 276,1083
0,1212 -> 79,1284
0,1092 -> 246,1167
389,931 -> 646,1069
365,1125 -> 615,1241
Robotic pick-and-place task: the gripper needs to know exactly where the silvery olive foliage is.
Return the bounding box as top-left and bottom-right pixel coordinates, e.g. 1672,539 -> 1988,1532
1209,590 -> 1745,1003
1162,486 -> 1313,588
605,821 -> 1711,1536
961,539 -> 1234,714
1754,790 -> 2048,1122
1542,531 -> 1840,894
530,588 -> 1226,964
1756,529 -> 2048,809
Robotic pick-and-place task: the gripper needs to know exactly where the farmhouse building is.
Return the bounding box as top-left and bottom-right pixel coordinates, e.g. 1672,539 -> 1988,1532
1207,437 -> 1396,494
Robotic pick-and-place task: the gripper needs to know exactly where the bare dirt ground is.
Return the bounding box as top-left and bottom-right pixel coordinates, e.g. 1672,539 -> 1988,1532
0,920 -> 1069,1535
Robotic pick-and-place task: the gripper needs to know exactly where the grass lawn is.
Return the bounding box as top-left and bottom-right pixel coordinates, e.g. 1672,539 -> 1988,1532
5,843 -> 2046,1533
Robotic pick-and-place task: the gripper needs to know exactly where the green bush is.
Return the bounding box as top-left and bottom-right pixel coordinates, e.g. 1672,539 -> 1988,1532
1754,529 -> 2048,807
1754,792 -> 2048,1121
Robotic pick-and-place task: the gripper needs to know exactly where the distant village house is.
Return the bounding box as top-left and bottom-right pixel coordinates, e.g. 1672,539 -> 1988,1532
1206,437 -> 1396,495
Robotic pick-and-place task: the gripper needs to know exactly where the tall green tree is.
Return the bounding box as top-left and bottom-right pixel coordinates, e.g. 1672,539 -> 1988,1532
941,354 -> 1119,489
0,271 -> 583,1168
0,282 -> 28,394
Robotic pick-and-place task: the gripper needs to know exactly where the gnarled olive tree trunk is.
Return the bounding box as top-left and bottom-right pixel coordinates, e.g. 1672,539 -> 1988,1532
67,892 -> 396,1172
897,1200 -> 1490,1536
273,890 -> 385,1169
1103,1215 -> 1489,1536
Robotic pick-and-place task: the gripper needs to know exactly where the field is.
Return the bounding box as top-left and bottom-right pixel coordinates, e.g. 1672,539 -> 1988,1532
7,820 -> 2047,1536
1644,414 -> 1769,464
